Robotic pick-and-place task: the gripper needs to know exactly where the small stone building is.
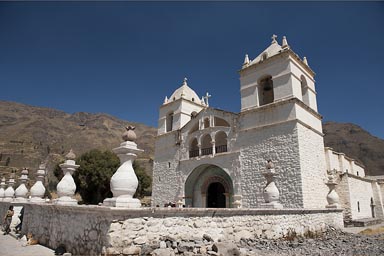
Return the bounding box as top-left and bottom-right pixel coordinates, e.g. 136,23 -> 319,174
151,35 -> 384,221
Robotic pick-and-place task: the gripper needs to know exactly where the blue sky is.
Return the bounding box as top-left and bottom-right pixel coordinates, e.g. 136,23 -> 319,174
1,2 -> 383,139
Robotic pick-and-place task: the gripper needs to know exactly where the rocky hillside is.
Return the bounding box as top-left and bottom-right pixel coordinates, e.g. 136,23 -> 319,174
323,121 -> 384,176
0,101 -> 383,187
0,101 -> 157,186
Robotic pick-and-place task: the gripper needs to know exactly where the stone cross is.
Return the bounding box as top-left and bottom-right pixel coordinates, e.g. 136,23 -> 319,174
203,92 -> 211,106
271,34 -> 277,43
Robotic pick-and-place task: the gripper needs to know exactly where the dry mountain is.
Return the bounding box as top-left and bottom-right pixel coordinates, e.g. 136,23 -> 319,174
0,101 -> 383,185
0,101 -> 156,184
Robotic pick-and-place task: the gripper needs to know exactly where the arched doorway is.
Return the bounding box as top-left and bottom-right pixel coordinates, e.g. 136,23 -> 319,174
207,182 -> 226,208
184,164 -> 233,208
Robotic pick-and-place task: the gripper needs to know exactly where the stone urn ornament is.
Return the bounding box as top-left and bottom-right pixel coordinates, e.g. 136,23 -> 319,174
56,149 -> 79,205
3,177 -> 15,202
0,177 -> 6,201
261,160 -> 283,209
103,126 -> 143,208
325,169 -> 340,208
30,163 -> 47,203
15,168 -> 29,202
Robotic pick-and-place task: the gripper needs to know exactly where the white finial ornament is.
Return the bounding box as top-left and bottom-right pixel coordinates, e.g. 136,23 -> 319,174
55,149 -> 80,205
0,177 -> 6,201
30,163 -> 47,203
261,160 -> 283,209
203,92 -> 212,106
15,167 -> 29,202
103,127 -> 143,208
282,36 -> 289,49
3,177 -> 15,202
303,57 -> 309,66
271,34 -> 277,44
164,96 -> 168,104
183,77 -> 188,85
243,54 -> 250,67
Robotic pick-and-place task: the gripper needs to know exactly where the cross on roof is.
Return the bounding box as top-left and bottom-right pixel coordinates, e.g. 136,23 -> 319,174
271,34 -> 277,43
183,77 -> 188,85
203,92 -> 211,106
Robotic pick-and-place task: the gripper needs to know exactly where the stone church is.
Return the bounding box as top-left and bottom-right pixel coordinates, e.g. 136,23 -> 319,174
151,35 -> 384,222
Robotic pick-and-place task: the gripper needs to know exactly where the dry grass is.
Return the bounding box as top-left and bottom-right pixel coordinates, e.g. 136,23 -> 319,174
359,226 -> 384,235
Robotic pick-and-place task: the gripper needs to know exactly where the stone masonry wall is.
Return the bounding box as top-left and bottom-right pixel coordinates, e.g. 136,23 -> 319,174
152,131 -> 181,207
347,175 -> 375,219
297,123 -> 329,208
237,121 -> 303,208
0,202 -> 343,255
336,174 -> 353,222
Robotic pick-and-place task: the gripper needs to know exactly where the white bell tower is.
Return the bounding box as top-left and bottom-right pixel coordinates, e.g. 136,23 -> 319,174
158,78 -> 205,135
239,35 -> 318,113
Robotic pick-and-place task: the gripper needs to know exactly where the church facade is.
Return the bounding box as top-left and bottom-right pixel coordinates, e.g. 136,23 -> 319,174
151,36 -> 384,221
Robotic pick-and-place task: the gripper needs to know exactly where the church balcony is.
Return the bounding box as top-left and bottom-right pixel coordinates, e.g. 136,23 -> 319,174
215,145 -> 227,154
189,150 -> 199,158
201,147 -> 213,156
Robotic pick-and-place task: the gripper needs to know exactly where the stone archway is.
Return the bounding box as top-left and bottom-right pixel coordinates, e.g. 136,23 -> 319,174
184,164 -> 233,208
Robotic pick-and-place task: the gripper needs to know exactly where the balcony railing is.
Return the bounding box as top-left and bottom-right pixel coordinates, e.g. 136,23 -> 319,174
201,147 -> 213,156
189,149 -> 199,158
215,145 -> 227,154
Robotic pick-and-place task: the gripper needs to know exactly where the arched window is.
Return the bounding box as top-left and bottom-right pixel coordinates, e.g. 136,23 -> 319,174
201,134 -> 213,156
191,111 -> 198,119
166,112 -> 173,132
204,117 -> 210,129
215,131 -> 228,154
261,52 -> 268,61
189,138 -> 199,158
214,117 -> 230,127
259,75 -> 274,106
301,75 -> 309,106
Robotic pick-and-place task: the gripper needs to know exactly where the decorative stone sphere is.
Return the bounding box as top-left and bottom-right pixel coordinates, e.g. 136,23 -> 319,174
66,149 -> 76,160
122,126 -> 136,142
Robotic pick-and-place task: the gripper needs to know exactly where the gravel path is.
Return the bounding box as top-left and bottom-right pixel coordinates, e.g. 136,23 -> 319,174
237,227 -> 384,256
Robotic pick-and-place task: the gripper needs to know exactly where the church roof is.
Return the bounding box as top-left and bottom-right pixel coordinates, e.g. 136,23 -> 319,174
248,34 -> 287,65
165,78 -> 204,105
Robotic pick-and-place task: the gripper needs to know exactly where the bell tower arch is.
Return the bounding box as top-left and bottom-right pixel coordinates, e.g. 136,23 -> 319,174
239,35 -> 318,112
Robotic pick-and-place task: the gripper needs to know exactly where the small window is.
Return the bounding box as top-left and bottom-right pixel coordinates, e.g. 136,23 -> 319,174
357,201 -> 360,212
204,118 -> 210,128
168,162 -> 171,168
357,171 -> 359,176
192,98 -> 195,102
262,52 -> 268,61
259,76 -> 274,106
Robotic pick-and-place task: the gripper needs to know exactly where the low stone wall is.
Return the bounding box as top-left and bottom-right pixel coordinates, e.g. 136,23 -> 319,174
0,202 -> 343,255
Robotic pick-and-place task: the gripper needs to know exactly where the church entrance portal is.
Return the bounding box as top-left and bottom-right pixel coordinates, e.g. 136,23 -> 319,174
184,164 -> 233,208
207,182 -> 226,208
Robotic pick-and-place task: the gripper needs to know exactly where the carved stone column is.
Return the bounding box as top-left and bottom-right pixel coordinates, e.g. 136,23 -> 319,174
261,160 -> 283,209
56,149 -> 79,205
0,177 -> 6,201
3,177 -> 15,202
15,168 -> 29,202
103,126 -> 143,208
326,169 -> 340,208
30,163 -> 47,203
